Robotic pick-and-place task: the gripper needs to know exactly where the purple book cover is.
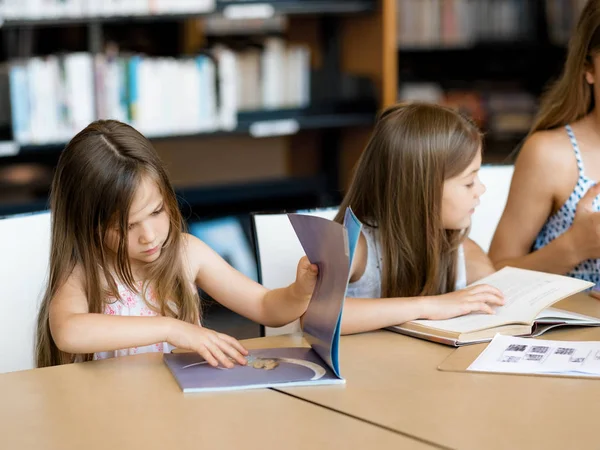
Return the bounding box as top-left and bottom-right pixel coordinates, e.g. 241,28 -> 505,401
164,347 -> 341,393
288,208 -> 361,376
163,208 -> 362,393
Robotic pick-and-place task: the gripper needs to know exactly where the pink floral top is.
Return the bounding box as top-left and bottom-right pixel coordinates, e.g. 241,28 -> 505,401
93,281 -> 173,360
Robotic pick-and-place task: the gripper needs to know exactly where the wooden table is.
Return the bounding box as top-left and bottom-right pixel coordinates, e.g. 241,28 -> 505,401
277,295 -> 600,450
0,335 -> 434,450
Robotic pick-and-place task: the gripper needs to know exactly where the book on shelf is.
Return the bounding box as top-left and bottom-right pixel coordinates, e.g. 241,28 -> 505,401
387,267 -> 599,346
163,207 -> 362,393
397,0 -> 535,49
397,0 -> 588,49
8,37 -> 311,145
545,0 -> 588,45
398,83 -> 537,136
0,0 -> 216,20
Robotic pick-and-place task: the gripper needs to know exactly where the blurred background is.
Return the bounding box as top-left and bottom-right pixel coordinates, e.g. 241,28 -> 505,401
0,0 -> 587,337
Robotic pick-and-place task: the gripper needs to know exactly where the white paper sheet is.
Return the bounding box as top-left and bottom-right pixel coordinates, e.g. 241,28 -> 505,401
468,334 -> 600,376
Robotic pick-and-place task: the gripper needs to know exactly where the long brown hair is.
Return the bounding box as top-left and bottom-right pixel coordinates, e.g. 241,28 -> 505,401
336,102 -> 481,298
530,0 -> 600,133
36,120 -> 199,367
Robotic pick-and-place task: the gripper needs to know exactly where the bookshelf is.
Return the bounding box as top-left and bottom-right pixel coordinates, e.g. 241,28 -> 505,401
395,0 -> 584,162
0,0 -> 398,216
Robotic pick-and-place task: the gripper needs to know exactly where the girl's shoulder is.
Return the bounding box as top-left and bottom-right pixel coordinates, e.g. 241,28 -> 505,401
180,232 -> 204,257
179,233 -> 209,283
349,227 -> 369,283
60,263 -> 86,293
54,262 -> 103,301
68,263 -> 113,292
523,127 -> 572,157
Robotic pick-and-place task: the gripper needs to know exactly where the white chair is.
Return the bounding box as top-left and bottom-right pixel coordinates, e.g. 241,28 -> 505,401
0,211 -> 51,373
252,207 -> 338,336
468,164 -> 515,253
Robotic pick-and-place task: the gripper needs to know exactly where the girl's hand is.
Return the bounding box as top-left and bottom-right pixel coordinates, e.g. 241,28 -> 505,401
166,319 -> 248,368
290,256 -> 319,303
420,284 -> 505,321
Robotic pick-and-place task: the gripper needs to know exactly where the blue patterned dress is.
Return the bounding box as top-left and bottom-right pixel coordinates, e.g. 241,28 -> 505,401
532,125 -> 600,286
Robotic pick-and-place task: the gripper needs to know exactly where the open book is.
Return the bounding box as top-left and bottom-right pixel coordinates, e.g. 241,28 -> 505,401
388,267 -> 598,346
163,207 -> 362,392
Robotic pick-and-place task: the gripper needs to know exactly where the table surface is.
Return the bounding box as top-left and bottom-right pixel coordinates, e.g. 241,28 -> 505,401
0,334 -> 436,450
276,294 -> 600,450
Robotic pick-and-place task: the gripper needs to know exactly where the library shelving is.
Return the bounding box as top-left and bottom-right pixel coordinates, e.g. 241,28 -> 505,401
0,0 -> 398,218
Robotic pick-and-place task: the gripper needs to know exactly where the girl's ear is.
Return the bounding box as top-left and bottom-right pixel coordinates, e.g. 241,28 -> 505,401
585,55 -> 597,85
585,67 -> 595,85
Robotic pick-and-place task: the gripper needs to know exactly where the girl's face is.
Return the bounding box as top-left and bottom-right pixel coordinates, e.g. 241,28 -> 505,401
105,176 -> 171,272
441,149 -> 485,230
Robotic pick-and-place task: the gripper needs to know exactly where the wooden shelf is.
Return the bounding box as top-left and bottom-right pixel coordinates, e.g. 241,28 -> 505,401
0,175 -> 331,218
216,0 -> 375,15
12,106 -> 376,155
0,1 -> 376,28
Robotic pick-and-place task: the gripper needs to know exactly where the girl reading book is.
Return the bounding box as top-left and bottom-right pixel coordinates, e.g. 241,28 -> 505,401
36,120 -> 318,368
489,0 -> 600,294
333,102 -> 505,334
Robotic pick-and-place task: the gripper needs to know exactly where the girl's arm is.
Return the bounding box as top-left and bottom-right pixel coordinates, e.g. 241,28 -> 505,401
463,237 -> 496,283
489,132 -> 591,274
49,267 -> 248,368
187,234 -> 317,328
340,286 -> 504,335
339,232 -> 505,335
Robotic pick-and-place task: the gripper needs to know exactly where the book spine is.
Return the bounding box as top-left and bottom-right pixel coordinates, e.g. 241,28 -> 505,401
9,63 -> 30,144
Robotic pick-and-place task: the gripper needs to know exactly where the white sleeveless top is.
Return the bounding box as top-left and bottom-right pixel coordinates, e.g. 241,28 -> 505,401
94,281 -> 174,360
346,226 -> 467,299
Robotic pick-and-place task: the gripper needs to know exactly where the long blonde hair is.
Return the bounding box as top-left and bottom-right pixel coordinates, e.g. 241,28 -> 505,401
531,0 -> 600,133
36,120 -> 199,367
336,102 -> 481,298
